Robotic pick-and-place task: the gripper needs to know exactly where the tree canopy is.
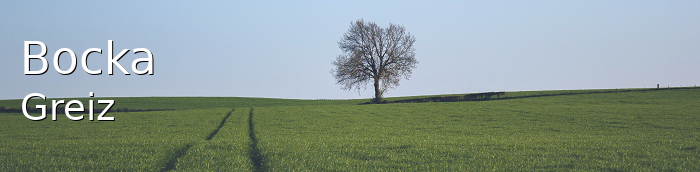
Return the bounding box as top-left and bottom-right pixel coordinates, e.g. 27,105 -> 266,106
332,19 -> 418,103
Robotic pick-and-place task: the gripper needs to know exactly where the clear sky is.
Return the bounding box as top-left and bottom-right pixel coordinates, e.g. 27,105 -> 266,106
1,1 -> 698,100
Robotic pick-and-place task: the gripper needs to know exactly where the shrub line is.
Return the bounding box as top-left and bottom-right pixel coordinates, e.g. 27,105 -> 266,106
375,86 -> 700,104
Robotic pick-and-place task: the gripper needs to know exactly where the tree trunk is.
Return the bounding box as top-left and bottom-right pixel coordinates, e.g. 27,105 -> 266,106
373,78 -> 381,103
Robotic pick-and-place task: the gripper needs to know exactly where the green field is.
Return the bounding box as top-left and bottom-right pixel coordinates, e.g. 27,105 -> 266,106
1,88 -> 699,171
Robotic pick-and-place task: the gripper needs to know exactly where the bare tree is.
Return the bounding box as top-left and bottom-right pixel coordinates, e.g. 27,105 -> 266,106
332,19 -> 418,103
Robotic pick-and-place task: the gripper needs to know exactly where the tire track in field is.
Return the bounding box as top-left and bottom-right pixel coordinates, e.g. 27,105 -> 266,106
161,143 -> 194,172
162,108 -> 235,171
206,109 -> 236,140
248,108 -> 267,172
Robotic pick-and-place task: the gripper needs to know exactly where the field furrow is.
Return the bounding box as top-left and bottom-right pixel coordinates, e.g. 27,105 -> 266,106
172,108 -> 254,171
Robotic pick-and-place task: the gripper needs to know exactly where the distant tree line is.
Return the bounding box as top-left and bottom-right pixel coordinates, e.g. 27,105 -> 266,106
0,106 -> 172,114
374,86 -> 700,104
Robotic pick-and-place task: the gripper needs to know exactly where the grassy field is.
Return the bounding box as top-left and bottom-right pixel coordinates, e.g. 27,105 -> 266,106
1,88 -> 699,171
0,108 -> 231,171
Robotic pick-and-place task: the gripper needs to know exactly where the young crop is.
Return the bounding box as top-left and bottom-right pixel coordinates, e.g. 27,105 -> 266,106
1,88 -> 699,171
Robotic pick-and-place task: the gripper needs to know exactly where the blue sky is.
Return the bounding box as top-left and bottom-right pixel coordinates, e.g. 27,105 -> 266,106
1,1 -> 698,100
